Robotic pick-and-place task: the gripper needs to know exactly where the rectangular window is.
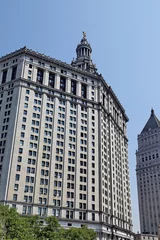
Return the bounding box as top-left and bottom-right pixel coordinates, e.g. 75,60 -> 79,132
60,77 -> 66,91
2,70 -> 7,84
22,125 -> 26,130
16,165 -> 21,171
15,174 -> 20,181
19,148 -> 23,154
71,80 -> 76,95
103,94 -> 105,106
18,156 -> 22,162
14,183 -> 19,191
48,73 -> 55,88
81,84 -> 87,98
92,213 -> 95,221
13,194 -> 17,201
11,66 -> 17,80
22,206 -> 27,214
37,68 -> 43,84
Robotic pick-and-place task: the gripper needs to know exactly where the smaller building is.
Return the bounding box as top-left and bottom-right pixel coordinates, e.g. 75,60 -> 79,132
135,234 -> 158,240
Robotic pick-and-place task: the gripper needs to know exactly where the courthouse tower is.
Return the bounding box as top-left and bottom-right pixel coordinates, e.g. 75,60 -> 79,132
136,109 -> 160,235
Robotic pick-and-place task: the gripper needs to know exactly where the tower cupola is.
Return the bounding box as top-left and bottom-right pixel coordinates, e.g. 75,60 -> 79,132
71,32 -> 97,74
76,31 -> 92,60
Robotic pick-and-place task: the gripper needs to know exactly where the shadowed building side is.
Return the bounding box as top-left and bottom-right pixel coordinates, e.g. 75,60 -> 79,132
136,109 -> 160,235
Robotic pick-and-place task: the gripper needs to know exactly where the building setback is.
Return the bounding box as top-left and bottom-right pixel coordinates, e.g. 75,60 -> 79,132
136,109 -> 160,235
0,33 -> 133,240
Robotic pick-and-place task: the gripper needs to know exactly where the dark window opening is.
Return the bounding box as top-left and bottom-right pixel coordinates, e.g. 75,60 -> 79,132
71,80 -> 76,95
2,70 -> 7,84
60,77 -> 66,91
103,94 -> 105,106
37,69 -> 43,84
48,73 -> 55,88
81,84 -> 87,98
11,66 -> 17,80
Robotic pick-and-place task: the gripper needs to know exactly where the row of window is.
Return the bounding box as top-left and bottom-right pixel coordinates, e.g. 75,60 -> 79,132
19,204 -> 96,221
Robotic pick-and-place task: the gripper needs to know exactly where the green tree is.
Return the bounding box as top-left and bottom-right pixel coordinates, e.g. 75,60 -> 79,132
41,216 -> 66,240
65,225 -> 96,240
0,205 -> 35,240
0,205 -> 96,240
26,215 -> 43,240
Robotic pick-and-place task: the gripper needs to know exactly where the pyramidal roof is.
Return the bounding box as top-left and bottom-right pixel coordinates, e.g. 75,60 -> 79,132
141,109 -> 160,134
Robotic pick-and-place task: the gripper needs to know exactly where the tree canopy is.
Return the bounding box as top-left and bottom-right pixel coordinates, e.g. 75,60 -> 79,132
0,205 -> 96,240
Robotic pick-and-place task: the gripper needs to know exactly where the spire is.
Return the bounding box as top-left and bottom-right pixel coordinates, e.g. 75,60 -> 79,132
71,32 -> 97,74
151,108 -> 154,115
141,109 -> 160,134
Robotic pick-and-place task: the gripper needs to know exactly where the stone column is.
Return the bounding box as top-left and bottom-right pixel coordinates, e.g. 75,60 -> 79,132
87,85 -> 91,100
0,70 -> 2,84
55,74 -> 60,90
66,78 -> 71,94
77,81 -> 81,97
32,66 -> 37,83
43,70 -> 49,86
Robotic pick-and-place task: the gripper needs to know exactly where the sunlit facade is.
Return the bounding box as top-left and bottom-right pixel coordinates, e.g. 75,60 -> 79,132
0,34 -> 133,240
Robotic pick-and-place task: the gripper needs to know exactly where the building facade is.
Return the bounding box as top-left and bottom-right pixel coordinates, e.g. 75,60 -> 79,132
136,109 -> 160,235
0,34 -> 133,239
134,233 -> 158,240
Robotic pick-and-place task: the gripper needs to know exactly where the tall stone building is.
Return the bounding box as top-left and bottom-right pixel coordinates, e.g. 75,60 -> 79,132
0,33 -> 133,239
136,109 -> 160,235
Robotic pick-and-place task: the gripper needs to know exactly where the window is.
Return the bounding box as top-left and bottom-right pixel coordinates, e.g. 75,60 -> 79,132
2,70 -> 7,84
92,204 -> 95,210
22,125 -> 26,130
37,69 -> 43,84
16,165 -> 21,171
48,73 -> 55,88
22,206 -> 32,215
23,117 -> 26,122
13,194 -> 17,201
71,80 -> 76,95
81,84 -> 87,98
11,66 -> 17,80
66,210 -> 73,219
20,140 -> 24,146
15,174 -> 20,181
26,176 -> 34,183
23,110 -> 27,115
52,209 -> 60,217
19,148 -> 23,154
60,77 -> 66,91
18,156 -> 22,162
79,212 -> 86,220
24,185 -> 33,193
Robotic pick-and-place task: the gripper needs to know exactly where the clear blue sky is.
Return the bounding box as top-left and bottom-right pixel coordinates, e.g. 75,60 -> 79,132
1,0 -> 160,232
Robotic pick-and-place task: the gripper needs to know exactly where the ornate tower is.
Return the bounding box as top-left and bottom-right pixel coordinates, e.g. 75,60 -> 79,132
136,109 -> 160,235
71,32 -> 97,74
